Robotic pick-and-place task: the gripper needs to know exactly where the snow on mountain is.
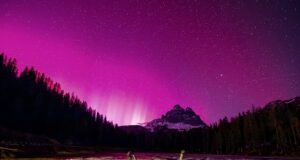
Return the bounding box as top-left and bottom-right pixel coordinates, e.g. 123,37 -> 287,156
145,105 -> 207,131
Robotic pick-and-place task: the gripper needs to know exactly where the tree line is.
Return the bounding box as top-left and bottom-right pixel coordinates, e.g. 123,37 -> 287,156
0,53 -> 122,146
122,99 -> 300,156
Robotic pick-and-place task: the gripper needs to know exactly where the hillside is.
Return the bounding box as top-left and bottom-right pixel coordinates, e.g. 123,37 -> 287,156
0,53 -> 119,147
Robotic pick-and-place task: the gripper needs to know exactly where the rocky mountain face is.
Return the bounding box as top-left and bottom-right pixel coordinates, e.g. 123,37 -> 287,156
145,105 -> 207,131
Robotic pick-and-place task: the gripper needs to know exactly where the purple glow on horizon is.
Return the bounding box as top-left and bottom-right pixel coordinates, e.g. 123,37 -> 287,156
0,0 -> 300,125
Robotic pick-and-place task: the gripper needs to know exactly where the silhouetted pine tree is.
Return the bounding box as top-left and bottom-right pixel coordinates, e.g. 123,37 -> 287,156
0,53 -> 120,146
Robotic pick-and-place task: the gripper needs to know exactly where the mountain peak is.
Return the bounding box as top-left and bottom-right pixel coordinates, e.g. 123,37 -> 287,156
185,107 -> 194,113
172,104 -> 184,110
146,105 -> 206,131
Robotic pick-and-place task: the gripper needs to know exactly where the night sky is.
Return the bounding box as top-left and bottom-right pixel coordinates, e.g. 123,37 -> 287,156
0,0 -> 300,125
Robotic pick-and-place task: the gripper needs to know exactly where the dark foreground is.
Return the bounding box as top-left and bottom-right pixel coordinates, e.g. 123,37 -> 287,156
5,152 -> 299,160
1,145 -> 299,159
80,152 -> 300,160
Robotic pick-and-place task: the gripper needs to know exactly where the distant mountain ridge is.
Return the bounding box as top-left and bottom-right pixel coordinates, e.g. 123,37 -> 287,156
265,97 -> 300,108
145,105 -> 207,131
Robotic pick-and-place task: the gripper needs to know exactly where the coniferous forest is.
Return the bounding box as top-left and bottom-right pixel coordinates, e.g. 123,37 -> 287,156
0,53 -> 299,156
0,53 -> 122,147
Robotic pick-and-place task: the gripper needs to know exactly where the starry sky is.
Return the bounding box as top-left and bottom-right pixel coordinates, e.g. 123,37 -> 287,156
0,0 -> 300,125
